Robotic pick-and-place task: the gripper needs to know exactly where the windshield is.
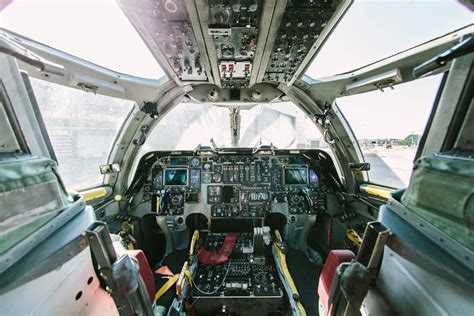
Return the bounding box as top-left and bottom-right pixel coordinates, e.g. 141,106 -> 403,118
0,0 -> 165,79
305,0 -> 472,79
140,101 -> 329,151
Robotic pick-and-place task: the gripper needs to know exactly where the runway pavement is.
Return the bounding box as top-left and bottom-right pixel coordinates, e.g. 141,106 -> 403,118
362,147 -> 417,188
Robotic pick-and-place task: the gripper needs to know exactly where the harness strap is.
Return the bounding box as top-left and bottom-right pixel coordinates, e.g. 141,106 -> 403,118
154,269 -> 192,303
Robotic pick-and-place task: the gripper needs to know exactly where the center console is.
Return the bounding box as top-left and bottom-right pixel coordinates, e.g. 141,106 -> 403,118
191,229 -> 285,316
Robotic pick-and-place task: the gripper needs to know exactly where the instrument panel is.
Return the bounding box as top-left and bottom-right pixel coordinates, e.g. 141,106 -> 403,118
139,150 -> 332,219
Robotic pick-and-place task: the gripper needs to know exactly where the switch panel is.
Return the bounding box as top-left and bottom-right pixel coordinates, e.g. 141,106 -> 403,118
208,0 -> 262,88
263,0 -> 342,84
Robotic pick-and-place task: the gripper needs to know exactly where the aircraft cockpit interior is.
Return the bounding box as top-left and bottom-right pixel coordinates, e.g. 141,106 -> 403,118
0,0 -> 473,315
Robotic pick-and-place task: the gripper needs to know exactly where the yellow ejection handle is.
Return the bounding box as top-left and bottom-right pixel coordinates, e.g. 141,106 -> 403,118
346,228 -> 363,248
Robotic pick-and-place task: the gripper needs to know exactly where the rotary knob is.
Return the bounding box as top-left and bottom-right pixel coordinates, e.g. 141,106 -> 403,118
171,194 -> 182,206
213,173 -> 222,183
290,194 -> 302,205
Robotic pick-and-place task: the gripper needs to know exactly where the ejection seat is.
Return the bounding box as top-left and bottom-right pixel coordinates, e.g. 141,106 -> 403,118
316,152 -> 474,315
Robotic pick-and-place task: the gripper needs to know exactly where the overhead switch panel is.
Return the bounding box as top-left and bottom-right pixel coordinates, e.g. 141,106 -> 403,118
208,0 -> 262,88
263,0 -> 345,84
118,0 -> 208,84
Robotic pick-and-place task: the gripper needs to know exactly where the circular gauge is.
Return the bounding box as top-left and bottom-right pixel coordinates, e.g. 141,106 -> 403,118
189,157 -> 200,168
213,173 -> 222,183
202,162 -> 212,171
171,194 -> 183,206
202,173 -> 212,183
290,194 -> 302,205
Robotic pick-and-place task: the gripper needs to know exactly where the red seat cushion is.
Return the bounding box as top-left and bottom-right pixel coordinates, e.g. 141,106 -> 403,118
127,249 -> 156,302
318,250 -> 355,310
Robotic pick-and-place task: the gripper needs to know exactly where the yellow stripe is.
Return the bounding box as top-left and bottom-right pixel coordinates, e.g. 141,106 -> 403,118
154,274 -> 180,302
154,265 -> 193,303
274,230 -> 307,316
360,184 -> 394,200
81,187 -> 107,201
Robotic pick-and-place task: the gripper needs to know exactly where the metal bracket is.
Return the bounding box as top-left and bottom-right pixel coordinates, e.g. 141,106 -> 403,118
85,222 -> 153,316
313,104 -> 336,144
357,221 -> 391,274
133,125 -> 149,146
142,101 -> 159,118
313,103 -> 333,126
229,107 -> 241,146
209,138 -> 222,153
252,142 -> 277,155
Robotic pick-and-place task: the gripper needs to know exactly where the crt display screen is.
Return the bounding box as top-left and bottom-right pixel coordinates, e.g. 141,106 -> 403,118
222,186 -> 238,203
164,169 -> 188,185
284,168 -> 308,185
309,169 -> 319,186
169,158 -> 188,165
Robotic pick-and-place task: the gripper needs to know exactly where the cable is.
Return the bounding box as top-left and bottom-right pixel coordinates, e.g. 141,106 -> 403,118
191,260 -> 232,295
190,297 -> 200,308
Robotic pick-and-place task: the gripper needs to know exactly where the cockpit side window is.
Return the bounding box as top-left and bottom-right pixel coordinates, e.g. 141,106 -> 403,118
29,78 -> 135,191
336,73 -> 444,188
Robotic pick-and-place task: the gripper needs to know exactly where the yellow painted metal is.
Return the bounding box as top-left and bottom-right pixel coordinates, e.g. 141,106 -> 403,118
120,221 -> 135,249
346,228 -> 363,248
81,187 -> 107,202
360,184 -> 394,200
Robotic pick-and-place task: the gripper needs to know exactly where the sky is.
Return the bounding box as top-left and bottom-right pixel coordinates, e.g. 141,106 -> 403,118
0,0 -> 166,79
0,0 -> 472,139
306,0 -> 473,78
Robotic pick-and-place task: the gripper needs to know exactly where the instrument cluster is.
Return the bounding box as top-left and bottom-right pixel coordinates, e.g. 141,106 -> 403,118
142,151 -> 330,217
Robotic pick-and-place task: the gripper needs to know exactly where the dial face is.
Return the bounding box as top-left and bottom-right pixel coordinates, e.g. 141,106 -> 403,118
290,194 -> 302,205
213,173 -> 222,183
189,157 -> 200,168
202,173 -> 213,183
202,162 -> 212,171
171,194 -> 183,205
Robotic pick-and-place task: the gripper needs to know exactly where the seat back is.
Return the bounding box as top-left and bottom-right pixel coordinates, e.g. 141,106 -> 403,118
127,249 -> 156,303
318,249 -> 355,314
